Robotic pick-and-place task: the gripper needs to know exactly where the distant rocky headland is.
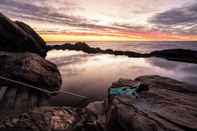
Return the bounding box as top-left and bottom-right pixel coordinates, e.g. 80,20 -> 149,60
0,12 -> 197,131
47,42 -> 197,64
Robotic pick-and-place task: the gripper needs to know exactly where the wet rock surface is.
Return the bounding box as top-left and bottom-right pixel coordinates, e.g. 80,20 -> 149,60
0,13 -> 47,57
1,76 -> 197,131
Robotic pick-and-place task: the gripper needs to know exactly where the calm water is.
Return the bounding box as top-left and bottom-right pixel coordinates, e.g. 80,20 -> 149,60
47,41 -> 197,106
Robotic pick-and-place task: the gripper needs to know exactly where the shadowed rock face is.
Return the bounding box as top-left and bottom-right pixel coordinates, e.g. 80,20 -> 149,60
1,76 -> 196,131
0,52 -> 62,91
0,13 -> 63,123
0,13 -> 47,57
0,52 -> 62,115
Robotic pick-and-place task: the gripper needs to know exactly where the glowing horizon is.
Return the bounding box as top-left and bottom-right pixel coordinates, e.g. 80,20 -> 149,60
39,32 -> 197,42
1,0 -> 197,42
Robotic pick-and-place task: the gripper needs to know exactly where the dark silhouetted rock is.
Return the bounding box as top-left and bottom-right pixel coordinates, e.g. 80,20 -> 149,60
0,13 -> 47,57
104,49 -> 114,54
47,42 -> 143,57
150,49 -> 197,63
47,43 -> 197,64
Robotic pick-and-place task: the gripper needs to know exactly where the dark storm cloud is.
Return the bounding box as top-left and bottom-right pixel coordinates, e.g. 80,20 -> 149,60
150,3 -> 197,25
149,2 -> 197,34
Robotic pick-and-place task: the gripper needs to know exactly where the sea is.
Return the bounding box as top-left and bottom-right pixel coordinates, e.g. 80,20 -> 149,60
46,41 -> 197,106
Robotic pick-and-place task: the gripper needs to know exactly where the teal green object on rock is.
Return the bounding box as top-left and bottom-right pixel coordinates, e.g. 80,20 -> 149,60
110,86 -> 139,96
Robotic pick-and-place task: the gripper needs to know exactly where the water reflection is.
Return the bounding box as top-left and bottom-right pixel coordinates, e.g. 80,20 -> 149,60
47,50 -> 197,106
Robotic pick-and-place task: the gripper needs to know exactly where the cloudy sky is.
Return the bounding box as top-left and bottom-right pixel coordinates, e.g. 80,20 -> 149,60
1,0 -> 197,41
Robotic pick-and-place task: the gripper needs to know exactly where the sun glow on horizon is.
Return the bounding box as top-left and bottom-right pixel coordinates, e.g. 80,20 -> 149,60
40,32 -> 197,42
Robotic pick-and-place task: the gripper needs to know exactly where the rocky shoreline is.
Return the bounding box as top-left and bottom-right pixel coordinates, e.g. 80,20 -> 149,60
0,13 -> 197,131
1,76 -> 197,131
47,42 -> 197,64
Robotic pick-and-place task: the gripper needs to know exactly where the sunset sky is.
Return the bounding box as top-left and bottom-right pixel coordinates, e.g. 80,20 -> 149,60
1,0 -> 197,41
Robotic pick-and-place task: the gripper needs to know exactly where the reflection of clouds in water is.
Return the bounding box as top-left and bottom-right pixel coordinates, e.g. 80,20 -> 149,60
177,64 -> 197,85
183,76 -> 197,86
51,54 -> 90,68
147,58 -> 197,85
47,50 -> 197,105
180,65 -> 197,74
47,50 -> 197,86
60,66 -> 86,77
47,50 -> 85,59
47,50 -> 96,77
47,50 -> 92,67
146,58 -> 180,70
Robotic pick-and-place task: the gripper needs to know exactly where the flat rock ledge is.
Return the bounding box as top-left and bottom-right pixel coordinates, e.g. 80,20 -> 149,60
1,75 -> 197,131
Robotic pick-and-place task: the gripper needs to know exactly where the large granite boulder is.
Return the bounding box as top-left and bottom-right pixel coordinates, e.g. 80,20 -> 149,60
0,51 -> 61,91
0,52 -> 62,115
84,76 -> 197,131
0,13 -> 47,57
105,76 -> 197,131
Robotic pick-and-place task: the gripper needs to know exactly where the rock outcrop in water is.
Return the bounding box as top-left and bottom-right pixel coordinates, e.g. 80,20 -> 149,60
1,76 -> 197,131
47,42 -> 197,64
47,42 -> 144,57
0,13 -> 47,57
149,49 -> 197,63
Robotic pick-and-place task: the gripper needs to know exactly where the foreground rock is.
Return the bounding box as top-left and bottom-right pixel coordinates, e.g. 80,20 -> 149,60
104,76 -> 197,131
47,42 -> 197,64
0,13 -> 47,57
0,107 -> 78,131
0,52 -> 61,91
0,52 -> 62,115
1,76 -> 197,131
